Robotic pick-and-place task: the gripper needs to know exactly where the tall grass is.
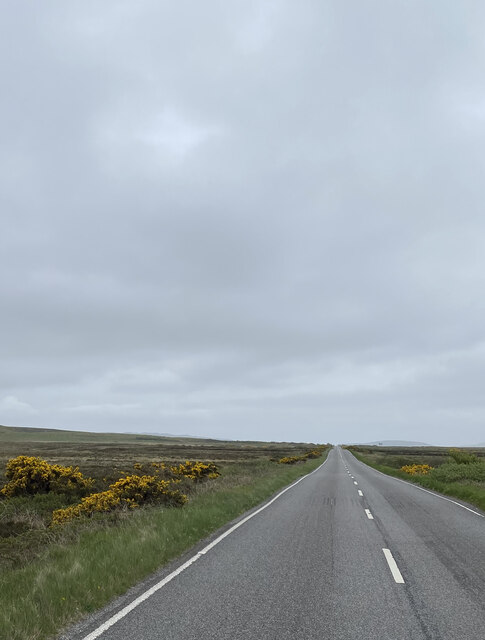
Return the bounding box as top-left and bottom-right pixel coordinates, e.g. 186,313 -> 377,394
351,451 -> 485,513
0,454 -> 327,640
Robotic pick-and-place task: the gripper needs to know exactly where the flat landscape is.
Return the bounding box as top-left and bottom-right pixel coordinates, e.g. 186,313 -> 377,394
65,446 -> 485,640
2,427 -> 485,639
0,425 -> 327,639
4,2 -> 485,639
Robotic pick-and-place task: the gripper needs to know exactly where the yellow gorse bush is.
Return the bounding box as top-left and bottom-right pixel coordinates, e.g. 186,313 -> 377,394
0,456 -> 94,498
150,461 -> 167,474
278,448 -> 325,464
400,464 -> 433,475
303,450 -> 322,459
277,456 -> 304,465
51,491 -> 122,525
170,460 -> 221,482
109,475 -> 187,504
51,474 -> 187,525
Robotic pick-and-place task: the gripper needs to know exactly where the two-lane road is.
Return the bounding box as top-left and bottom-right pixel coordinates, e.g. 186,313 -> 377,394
67,447 -> 485,640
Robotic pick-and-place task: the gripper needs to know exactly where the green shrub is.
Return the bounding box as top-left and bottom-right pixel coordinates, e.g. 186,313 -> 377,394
448,449 -> 479,464
431,461 -> 485,483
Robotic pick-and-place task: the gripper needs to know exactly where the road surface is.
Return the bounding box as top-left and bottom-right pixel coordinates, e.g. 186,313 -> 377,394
65,447 -> 485,640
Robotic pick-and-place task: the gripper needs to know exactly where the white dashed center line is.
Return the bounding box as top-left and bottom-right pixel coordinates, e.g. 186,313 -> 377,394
353,481 -> 358,485
382,549 -> 405,583
365,509 -> 374,520
358,490 -> 363,496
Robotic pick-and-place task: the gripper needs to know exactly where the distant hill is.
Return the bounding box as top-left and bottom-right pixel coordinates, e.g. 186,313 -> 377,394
0,424 -> 318,447
0,424 -> 221,446
358,440 -> 431,447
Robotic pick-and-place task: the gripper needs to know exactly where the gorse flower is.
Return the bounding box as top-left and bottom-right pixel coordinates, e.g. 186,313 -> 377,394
277,448 -> 324,464
303,450 -> 322,459
400,464 -> 433,475
169,461 -> 221,482
0,456 -> 94,498
278,456 -> 304,465
51,475 -> 187,525
1,455 -> 221,526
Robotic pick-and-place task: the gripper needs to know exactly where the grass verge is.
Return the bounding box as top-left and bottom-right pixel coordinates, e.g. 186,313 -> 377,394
349,451 -> 485,513
0,453 -> 327,640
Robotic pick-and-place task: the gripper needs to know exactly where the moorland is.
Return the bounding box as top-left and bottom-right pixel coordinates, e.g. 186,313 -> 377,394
0,424 -> 328,640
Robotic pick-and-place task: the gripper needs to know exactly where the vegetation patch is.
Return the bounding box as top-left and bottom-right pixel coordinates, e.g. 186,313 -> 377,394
277,448 -> 325,464
0,429 -> 328,640
400,464 -> 433,475
346,445 -> 485,513
0,456 -> 94,498
51,475 -> 188,525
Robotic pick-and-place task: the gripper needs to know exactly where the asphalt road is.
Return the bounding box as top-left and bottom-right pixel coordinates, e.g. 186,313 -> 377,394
66,447 -> 485,640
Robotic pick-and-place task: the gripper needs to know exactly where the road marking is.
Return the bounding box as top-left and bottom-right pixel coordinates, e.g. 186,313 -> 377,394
358,490 -> 363,496
382,548 -> 405,583
353,481 -> 358,485
365,509 -> 374,519
79,456 -> 330,640
346,454 -> 485,519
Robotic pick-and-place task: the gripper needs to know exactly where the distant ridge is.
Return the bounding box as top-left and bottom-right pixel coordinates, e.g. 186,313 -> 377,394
358,440 -> 431,447
0,424 -> 220,445
135,431 -> 213,439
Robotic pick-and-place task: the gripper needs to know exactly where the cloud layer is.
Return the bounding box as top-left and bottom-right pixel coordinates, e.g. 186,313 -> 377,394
2,2 -> 485,444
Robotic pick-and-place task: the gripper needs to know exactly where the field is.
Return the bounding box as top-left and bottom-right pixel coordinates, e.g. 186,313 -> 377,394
346,444 -> 485,512
0,425 -> 328,640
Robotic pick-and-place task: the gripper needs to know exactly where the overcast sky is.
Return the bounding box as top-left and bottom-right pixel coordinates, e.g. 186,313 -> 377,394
1,2 -> 485,445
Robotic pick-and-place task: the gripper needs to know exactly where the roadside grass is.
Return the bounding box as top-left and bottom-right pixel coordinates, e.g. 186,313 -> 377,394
0,452 -> 327,640
349,450 -> 485,513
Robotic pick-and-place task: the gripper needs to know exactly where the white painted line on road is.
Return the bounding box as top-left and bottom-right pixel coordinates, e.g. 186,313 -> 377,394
346,454 -> 485,519
79,456 -> 330,640
353,481 -> 358,485
382,548 -> 405,583
365,509 -> 374,520
358,490 -> 363,496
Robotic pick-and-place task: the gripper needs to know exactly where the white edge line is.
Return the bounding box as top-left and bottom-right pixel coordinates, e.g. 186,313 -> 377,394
382,548 -> 405,583
345,452 -> 485,518
80,455 -> 330,640
365,508 -> 374,520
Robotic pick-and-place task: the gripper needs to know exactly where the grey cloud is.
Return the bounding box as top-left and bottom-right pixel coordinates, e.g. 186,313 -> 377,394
1,1 -> 485,445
